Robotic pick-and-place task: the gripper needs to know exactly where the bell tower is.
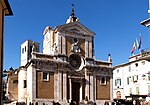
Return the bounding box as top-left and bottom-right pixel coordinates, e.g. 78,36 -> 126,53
66,4 -> 79,23
20,40 -> 40,66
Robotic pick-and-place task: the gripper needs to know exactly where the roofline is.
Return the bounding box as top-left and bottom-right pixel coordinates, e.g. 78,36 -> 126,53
95,59 -> 112,64
1,0 -> 13,16
114,56 -> 148,69
114,62 -> 130,69
55,21 -> 95,36
140,18 -> 150,27
129,53 -> 141,59
20,40 -> 40,45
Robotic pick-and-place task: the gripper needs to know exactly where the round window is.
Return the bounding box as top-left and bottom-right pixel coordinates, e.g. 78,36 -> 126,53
69,54 -> 81,70
73,38 -> 78,43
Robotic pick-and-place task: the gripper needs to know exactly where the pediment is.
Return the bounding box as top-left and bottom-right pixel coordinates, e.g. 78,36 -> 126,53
55,22 -> 95,36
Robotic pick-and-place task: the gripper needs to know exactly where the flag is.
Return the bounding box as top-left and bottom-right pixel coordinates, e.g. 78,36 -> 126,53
131,41 -> 137,54
136,38 -> 139,49
138,35 -> 142,49
131,39 -> 139,54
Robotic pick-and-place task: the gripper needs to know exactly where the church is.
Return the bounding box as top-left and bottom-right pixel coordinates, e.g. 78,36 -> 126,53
6,5 -> 114,105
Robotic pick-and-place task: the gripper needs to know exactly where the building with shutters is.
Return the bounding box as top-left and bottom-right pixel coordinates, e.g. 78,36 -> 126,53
113,51 -> 150,101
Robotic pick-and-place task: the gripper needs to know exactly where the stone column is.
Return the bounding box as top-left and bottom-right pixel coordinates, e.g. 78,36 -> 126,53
93,71 -> 96,101
69,79 -> 72,102
63,73 -> 67,102
110,76 -> 113,100
90,74 -> 94,101
57,34 -> 61,54
59,71 -> 62,101
85,68 -> 89,99
32,66 -> 36,102
85,40 -> 89,58
54,71 -> 58,100
89,40 -> 92,58
56,71 -> 60,101
80,83 -> 82,101
62,36 -> 66,55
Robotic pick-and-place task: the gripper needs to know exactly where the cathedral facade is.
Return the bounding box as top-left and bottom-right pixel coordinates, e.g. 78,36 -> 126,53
6,5 -> 113,105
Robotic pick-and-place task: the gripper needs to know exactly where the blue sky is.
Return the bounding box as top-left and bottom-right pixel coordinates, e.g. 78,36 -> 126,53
4,0 -> 150,70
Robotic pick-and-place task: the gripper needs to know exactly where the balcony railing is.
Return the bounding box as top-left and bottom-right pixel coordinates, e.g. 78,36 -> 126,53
141,48 -> 150,57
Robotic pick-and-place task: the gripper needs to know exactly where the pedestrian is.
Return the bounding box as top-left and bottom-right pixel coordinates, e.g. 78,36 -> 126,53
111,102 -> 115,105
52,100 -> 56,105
16,102 -> 19,105
70,100 -> 75,105
104,101 -> 109,105
56,102 -> 60,105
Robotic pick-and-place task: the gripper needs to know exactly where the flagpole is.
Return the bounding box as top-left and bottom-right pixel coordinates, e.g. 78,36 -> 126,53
138,33 -> 142,54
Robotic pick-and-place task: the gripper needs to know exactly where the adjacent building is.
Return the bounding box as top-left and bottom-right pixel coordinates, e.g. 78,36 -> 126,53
113,51 -> 150,101
141,0 -> 150,27
0,0 -> 13,104
141,18 -> 150,27
6,5 -> 113,105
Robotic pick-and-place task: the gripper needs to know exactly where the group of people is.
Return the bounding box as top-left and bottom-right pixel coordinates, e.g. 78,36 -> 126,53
52,100 -> 61,105
52,100 -> 78,105
104,100 -> 150,105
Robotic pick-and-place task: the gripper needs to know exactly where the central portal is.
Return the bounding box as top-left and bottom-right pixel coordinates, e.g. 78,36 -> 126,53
72,82 -> 80,102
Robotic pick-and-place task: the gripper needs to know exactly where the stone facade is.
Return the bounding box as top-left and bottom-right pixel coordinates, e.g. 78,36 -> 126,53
96,76 -> 110,100
6,70 -> 18,101
36,71 -> 54,99
6,5 -> 114,105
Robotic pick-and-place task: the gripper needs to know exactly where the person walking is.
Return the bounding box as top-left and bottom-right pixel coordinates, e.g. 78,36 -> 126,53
70,100 -> 75,105
104,101 -> 109,105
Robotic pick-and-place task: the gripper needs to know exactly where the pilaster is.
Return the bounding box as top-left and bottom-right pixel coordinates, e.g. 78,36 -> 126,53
85,68 -> 89,99
69,79 -> 72,102
58,34 -> 61,54
89,74 -> 94,101
32,66 -> 36,101
63,73 -> 67,101
80,83 -> 83,101
56,71 -> 60,101
110,76 -> 113,100
62,36 -> 66,55
89,41 -> 92,58
85,41 -> 88,58
54,71 -> 58,100
59,71 -> 62,101
93,71 -> 96,101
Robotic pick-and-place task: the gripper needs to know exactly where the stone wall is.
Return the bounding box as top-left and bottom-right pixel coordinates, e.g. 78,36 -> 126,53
96,76 -> 110,100
7,74 -> 18,101
36,71 -> 54,99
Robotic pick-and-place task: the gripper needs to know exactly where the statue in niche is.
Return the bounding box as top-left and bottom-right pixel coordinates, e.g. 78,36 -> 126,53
52,43 -> 58,54
71,38 -> 81,53
71,42 -> 81,53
